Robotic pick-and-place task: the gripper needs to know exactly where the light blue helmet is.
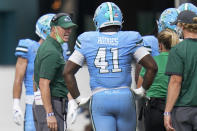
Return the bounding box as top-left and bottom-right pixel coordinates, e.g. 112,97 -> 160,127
157,8 -> 179,33
93,2 -> 123,30
35,13 -> 55,40
177,3 -> 197,14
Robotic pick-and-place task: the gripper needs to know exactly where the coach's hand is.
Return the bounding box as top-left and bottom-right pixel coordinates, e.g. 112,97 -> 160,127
13,98 -> 23,126
164,115 -> 175,131
131,86 -> 146,100
47,115 -> 58,131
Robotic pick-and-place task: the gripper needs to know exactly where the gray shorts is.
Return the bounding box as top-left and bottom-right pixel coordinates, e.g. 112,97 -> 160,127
172,106 -> 197,131
33,98 -> 68,131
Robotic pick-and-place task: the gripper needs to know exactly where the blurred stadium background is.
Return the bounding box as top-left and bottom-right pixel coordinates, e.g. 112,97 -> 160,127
0,0 -> 195,130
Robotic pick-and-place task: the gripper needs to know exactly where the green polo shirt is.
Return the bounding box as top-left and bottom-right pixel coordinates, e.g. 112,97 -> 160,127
166,39 -> 197,106
140,52 -> 169,98
34,36 -> 68,98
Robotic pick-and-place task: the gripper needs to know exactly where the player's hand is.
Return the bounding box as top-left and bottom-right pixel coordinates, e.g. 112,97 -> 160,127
131,86 -> 146,100
66,99 -> 79,129
164,115 -> 175,131
47,115 -> 58,131
67,99 -> 79,123
13,99 -> 23,126
75,96 -> 90,106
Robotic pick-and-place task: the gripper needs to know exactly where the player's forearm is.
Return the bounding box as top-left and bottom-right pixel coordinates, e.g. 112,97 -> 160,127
39,79 -> 53,113
165,75 -> 182,113
13,57 -> 27,98
64,72 -> 80,99
138,54 -> 157,90
13,81 -> 23,99
142,67 -> 157,90
63,60 -> 81,99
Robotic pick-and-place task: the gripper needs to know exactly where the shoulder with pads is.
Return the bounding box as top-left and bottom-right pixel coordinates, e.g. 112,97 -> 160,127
123,31 -> 143,46
125,32 -> 151,62
75,31 -> 97,49
142,35 -> 159,56
15,39 -> 36,58
142,35 -> 158,46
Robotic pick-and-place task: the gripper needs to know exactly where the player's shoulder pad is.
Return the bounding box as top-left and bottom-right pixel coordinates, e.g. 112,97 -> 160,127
78,31 -> 96,41
142,35 -> 158,46
15,39 -> 36,58
17,39 -> 36,48
142,35 -> 159,56
76,31 -> 97,49
143,35 -> 157,48
121,31 -> 143,46
122,31 -> 141,37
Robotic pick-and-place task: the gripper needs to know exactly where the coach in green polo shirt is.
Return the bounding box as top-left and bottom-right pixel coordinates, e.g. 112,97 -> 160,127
164,10 -> 197,131
34,13 -> 77,131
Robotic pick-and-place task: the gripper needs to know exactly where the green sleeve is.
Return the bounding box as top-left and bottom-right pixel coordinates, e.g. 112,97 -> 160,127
39,52 -> 60,80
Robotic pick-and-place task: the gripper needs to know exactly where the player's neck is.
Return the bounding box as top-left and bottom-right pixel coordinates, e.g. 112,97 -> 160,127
100,26 -> 120,32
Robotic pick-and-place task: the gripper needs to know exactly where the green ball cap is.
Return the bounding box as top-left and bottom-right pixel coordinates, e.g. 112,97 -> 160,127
50,15 -> 77,28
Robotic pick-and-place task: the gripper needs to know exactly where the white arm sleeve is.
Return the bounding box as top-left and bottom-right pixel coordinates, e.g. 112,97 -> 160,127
68,50 -> 85,66
133,47 -> 150,63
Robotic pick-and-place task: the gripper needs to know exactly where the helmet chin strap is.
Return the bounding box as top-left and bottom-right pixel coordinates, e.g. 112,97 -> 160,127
54,26 -> 64,44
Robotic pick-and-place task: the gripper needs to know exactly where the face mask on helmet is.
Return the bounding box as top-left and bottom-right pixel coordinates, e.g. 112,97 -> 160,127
93,2 -> 123,30
177,3 -> 197,15
157,8 -> 179,33
35,13 -> 55,40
